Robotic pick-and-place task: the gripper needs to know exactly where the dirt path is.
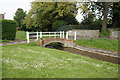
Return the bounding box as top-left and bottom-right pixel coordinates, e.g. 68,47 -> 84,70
0,41 -> 27,46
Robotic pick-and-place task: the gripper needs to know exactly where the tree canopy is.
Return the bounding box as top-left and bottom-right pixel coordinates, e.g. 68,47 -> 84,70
79,2 -> 120,30
14,8 -> 26,28
23,2 -> 79,31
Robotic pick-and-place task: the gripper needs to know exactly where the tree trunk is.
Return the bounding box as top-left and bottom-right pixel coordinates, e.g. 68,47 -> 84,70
102,2 -> 109,30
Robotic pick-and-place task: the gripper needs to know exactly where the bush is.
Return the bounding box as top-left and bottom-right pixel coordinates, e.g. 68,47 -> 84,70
56,25 -> 73,32
2,19 -> 17,40
81,19 -> 102,30
56,25 -> 90,32
52,20 -> 67,31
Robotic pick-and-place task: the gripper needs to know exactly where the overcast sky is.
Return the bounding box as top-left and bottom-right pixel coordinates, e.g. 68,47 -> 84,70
0,0 -> 33,19
0,0 -> 83,22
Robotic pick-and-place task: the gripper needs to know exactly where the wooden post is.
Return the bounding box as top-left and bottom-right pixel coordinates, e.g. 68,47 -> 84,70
74,31 -> 76,40
37,31 -> 38,40
66,31 -> 68,39
26,31 -> 29,43
60,31 -> 62,38
40,32 -> 42,38
54,32 -> 56,39
49,32 -> 50,38
63,31 -> 64,38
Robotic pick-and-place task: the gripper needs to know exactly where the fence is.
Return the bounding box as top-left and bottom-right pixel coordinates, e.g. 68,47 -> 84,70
26,31 -> 76,43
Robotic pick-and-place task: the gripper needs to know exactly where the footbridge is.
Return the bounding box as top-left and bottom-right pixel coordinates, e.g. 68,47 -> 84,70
26,31 -> 76,47
40,38 -> 76,47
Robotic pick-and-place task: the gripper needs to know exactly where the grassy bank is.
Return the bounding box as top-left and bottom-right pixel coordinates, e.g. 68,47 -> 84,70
16,31 -> 26,41
0,40 -> 11,43
75,39 -> 118,52
2,43 -> 118,78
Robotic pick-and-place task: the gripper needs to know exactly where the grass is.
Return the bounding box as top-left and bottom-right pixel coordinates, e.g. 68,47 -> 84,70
99,30 -> 110,38
0,40 -> 11,43
16,31 -> 26,41
75,38 -> 118,52
2,43 -> 118,78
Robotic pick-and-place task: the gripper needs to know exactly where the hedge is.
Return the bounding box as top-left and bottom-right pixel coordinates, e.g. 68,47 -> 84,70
56,25 -> 102,32
2,19 -> 17,40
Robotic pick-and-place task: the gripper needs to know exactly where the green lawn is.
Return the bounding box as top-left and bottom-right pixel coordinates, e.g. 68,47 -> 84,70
16,31 -> 26,41
0,40 -> 11,43
2,43 -> 118,78
75,39 -> 118,52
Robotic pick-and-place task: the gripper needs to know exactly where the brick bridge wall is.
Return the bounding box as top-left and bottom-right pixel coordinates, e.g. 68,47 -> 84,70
40,38 -> 76,47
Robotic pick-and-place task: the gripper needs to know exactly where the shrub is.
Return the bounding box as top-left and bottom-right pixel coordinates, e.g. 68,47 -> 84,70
52,20 -> 67,31
56,25 -> 73,32
56,25 -> 89,32
2,19 -> 17,40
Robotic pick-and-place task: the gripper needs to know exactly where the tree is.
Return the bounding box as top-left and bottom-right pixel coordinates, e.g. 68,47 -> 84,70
23,2 -> 79,31
14,8 -> 26,29
79,2 -> 120,30
102,2 -> 109,30
81,12 -> 96,25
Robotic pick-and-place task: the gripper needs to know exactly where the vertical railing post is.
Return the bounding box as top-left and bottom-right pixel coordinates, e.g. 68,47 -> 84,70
63,31 -> 64,38
54,32 -> 56,39
26,31 -> 29,43
37,31 -> 38,40
49,32 -> 50,38
40,32 -> 42,38
66,31 -> 68,40
74,31 -> 76,40
60,31 -> 62,38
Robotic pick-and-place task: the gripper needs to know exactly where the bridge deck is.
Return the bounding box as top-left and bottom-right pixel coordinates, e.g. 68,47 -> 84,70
43,38 -> 74,42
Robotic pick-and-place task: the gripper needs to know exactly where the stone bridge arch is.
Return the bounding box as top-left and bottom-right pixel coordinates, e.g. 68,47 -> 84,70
43,41 -> 65,47
40,38 -> 76,47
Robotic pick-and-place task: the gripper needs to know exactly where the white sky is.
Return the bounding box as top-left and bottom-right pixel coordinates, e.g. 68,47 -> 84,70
0,0 -> 83,22
0,0 -> 34,20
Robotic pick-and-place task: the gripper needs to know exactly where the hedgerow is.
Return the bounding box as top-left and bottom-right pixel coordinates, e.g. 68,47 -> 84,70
2,19 -> 17,40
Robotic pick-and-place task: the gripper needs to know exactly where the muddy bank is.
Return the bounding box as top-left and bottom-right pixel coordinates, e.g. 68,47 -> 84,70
45,43 -> 119,64
58,47 -> 119,64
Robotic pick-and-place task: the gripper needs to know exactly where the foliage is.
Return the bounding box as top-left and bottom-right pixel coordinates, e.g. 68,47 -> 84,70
56,25 -> 73,32
75,38 -> 118,51
81,12 -> 96,24
81,12 -> 102,30
108,28 -> 120,31
0,40 -> 11,43
111,2 -> 120,28
23,2 -> 78,31
52,20 -> 67,31
2,44 -> 118,78
79,2 -> 120,30
56,24 -> 101,32
14,8 -> 26,30
2,19 -> 17,40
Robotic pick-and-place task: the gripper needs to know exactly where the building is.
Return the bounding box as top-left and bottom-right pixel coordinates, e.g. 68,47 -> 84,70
0,14 -> 4,19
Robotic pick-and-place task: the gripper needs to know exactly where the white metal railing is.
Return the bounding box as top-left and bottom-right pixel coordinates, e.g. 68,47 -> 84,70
26,31 -> 77,43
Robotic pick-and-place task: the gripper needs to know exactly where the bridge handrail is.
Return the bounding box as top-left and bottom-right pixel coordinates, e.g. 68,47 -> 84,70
42,32 -> 60,33
26,31 -> 76,43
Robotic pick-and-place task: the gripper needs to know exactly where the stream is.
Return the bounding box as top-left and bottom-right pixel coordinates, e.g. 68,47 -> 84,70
45,42 -> 119,64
